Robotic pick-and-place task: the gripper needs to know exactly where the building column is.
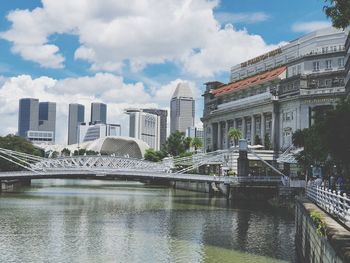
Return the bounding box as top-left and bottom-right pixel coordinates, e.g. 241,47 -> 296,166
251,115 -> 255,145
242,117 -> 246,139
272,102 -> 280,151
218,122 -> 222,150
226,120 -> 230,149
261,113 -> 265,145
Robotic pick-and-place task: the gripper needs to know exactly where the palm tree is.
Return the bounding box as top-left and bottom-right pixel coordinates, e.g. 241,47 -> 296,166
184,137 -> 193,151
192,137 -> 203,153
228,128 -> 242,147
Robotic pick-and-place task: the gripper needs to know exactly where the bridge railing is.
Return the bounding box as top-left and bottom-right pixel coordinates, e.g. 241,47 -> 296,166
306,186 -> 350,228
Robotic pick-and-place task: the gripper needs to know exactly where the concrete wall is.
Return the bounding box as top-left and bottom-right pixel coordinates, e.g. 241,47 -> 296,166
295,197 -> 350,263
171,181 -> 210,193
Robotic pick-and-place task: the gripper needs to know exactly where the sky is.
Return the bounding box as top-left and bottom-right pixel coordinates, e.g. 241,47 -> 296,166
0,0 -> 332,144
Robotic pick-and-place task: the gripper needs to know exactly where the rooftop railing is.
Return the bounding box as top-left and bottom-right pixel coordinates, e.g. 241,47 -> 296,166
306,186 -> 350,229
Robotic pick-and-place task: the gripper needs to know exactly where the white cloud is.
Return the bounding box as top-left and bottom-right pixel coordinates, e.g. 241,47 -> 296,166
215,11 -> 270,24
291,21 -> 331,33
1,0 -> 277,77
0,74 -> 194,144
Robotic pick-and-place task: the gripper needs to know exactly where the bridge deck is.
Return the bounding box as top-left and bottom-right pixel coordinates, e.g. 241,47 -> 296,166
0,169 -> 282,185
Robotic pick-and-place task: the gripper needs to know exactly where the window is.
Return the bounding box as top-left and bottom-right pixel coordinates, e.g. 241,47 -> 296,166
325,60 -> 332,70
322,47 -> 328,53
325,79 -> 331,87
338,58 -> 344,67
292,66 -> 296,76
297,65 -> 301,74
313,61 -> 319,71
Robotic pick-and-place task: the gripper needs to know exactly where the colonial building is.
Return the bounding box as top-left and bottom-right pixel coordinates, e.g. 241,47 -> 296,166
202,27 -> 350,153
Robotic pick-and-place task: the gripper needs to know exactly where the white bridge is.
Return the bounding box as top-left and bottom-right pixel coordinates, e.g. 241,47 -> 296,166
0,147 -> 286,186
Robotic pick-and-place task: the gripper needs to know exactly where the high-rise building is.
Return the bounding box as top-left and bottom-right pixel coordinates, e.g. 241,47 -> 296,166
126,109 -> 160,150
18,98 -> 39,138
143,109 -> 167,148
18,98 -> 56,144
170,82 -> 195,134
38,102 -> 56,139
68,103 -> 85,145
91,102 -> 107,124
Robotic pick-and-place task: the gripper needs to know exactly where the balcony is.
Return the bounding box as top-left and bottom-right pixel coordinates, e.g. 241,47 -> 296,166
300,86 -> 345,96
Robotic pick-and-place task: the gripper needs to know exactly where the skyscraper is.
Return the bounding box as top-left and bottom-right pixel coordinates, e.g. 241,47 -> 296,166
170,82 -> 195,134
68,103 -> 85,145
143,109 -> 167,148
91,102 -> 107,124
18,98 -> 56,144
18,98 -> 39,138
126,109 -> 160,150
38,102 -> 56,139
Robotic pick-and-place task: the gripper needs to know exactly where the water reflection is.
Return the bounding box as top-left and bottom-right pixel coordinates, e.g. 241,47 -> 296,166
0,180 -> 296,262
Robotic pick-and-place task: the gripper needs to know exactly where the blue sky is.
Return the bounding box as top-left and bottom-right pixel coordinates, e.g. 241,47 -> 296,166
0,0 -> 332,143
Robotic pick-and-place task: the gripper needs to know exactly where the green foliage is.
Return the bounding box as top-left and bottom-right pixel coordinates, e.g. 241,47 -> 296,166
323,0 -> 350,29
178,151 -> 193,158
0,134 -> 43,171
264,134 -> 272,150
254,135 -> 262,145
321,99 -> 350,173
293,99 -> 350,177
192,137 -> 203,152
61,148 -> 71,156
183,137 -> 193,151
228,128 -> 242,146
310,211 -> 326,237
72,149 -> 98,156
144,148 -> 165,162
163,130 -> 186,156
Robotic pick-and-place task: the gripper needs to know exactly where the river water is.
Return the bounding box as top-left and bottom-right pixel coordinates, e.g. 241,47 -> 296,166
0,180 -> 297,263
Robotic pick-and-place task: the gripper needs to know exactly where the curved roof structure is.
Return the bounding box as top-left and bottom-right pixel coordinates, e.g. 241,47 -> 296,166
37,136 -> 150,159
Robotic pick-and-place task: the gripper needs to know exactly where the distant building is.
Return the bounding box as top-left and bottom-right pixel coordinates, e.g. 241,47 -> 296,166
143,108 -> 167,148
126,109 -> 160,150
18,98 -> 56,144
170,82 -> 195,134
91,102 -> 107,124
68,103 -> 85,145
38,102 -> 56,141
18,98 -> 39,138
186,127 -> 204,140
79,122 -> 121,142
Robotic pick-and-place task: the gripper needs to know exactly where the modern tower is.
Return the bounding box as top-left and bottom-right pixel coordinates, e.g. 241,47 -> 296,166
91,102 -> 107,124
170,82 -> 195,134
38,102 -> 56,136
126,109 -> 160,150
18,98 -> 39,138
18,98 -> 56,144
68,103 -> 85,145
143,109 -> 167,148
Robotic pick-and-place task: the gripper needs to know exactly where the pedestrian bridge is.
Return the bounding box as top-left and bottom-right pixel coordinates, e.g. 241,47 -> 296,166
0,147 -> 285,186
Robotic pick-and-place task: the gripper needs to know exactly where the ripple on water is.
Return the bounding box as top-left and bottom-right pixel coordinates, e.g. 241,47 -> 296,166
0,180 -> 297,262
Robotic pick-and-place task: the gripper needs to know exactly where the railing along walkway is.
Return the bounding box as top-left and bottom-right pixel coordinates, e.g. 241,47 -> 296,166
306,186 -> 350,228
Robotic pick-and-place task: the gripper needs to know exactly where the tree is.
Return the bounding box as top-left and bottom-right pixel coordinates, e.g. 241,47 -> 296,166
228,128 -> 242,146
254,135 -> 262,145
0,135 -> 43,171
183,137 -> 193,151
320,98 -> 350,176
264,134 -> 272,150
323,0 -> 350,29
144,148 -> 165,162
192,137 -> 203,153
61,148 -> 71,156
163,131 -> 186,156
